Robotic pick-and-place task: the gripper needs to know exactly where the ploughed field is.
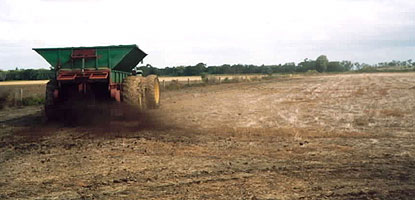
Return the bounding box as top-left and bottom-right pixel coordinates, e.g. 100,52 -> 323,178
1,73 -> 415,199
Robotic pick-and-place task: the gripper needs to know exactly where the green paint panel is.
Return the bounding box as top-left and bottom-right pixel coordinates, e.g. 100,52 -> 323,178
110,70 -> 131,83
33,45 -> 147,73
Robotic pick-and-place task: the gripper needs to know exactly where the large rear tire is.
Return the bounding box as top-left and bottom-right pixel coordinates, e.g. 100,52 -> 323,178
45,80 -> 58,120
122,76 -> 146,111
144,75 -> 160,109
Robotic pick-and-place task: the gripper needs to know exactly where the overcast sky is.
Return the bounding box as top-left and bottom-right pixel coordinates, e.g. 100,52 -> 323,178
0,0 -> 414,69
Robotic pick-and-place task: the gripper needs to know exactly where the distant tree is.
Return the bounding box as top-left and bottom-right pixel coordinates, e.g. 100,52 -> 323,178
35,69 -> 54,79
22,69 -> 37,80
354,62 -> 362,70
281,62 -> 296,73
378,62 -> 387,67
0,70 -> 6,81
388,60 -> 400,67
183,63 -> 207,76
176,66 -> 185,76
408,59 -> 413,67
361,63 -> 372,68
298,59 -> 316,72
207,66 -> 225,74
6,69 -> 22,80
327,62 -> 342,72
340,60 -> 353,71
315,55 -> 328,72
195,63 -> 207,74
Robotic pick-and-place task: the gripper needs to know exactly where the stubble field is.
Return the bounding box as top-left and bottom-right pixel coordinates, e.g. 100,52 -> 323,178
0,72 -> 414,199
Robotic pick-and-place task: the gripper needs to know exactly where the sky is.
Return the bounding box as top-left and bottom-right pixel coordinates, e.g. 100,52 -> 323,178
0,0 -> 414,69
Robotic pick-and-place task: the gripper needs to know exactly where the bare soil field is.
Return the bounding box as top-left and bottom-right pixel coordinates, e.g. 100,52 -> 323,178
0,73 -> 414,199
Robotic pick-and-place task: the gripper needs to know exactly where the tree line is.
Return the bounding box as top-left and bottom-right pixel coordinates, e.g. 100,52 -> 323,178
1,56 -> 414,81
0,68 -> 54,81
137,56 -> 414,76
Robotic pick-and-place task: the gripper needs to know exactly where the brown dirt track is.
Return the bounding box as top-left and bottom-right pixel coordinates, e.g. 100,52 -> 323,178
1,73 -> 415,199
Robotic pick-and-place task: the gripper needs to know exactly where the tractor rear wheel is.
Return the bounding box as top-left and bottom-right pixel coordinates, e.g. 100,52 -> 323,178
45,80 -> 58,120
144,75 -> 160,109
122,76 -> 146,111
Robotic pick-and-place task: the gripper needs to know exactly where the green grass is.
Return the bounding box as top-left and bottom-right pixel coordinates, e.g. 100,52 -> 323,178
21,96 -> 45,106
0,86 -> 45,109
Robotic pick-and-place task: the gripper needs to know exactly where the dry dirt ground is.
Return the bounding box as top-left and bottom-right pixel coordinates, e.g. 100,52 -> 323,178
1,73 -> 415,199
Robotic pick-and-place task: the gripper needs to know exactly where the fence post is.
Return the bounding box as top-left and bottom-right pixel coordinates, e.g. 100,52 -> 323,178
219,77 -> 221,84
14,91 -> 17,106
187,78 -> 190,86
20,88 -> 23,102
162,80 -> 165,89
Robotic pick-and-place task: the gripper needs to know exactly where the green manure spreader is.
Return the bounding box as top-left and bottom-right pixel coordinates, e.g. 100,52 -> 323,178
34,44 -> 160,120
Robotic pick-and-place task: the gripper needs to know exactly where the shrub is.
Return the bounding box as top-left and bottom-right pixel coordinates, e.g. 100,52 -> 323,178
165,79 -> 182,90
250,76 -> 260,81
202,75 -> 219,84
231,76 -> 241,82
0,87 -> 45,109
0,88 -> 12,109
261,74 -> 277,80
21,96 -> 45,106
305,70 -> 319,75
200,73 -> 208,79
